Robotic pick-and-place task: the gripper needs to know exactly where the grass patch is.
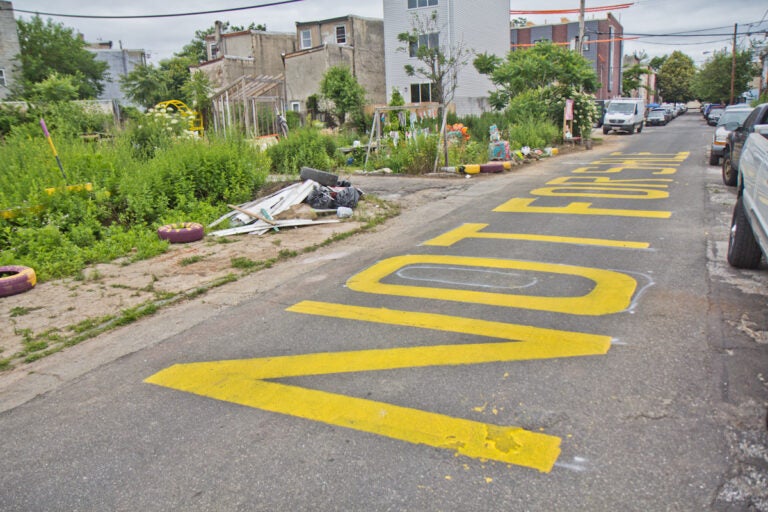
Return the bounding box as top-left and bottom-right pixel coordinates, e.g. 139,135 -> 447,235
231,256 -> 258,270
180,255 -> 205,266
10,306 -> 42,317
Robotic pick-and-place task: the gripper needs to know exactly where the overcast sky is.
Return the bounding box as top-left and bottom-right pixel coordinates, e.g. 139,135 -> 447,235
10,0 -> 768,66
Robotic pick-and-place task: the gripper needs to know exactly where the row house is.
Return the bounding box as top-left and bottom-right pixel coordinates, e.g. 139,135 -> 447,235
383,0 -> 509,116
284,15 -> 385,115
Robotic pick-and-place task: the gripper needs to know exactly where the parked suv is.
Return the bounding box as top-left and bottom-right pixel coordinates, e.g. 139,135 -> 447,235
722,103 -> 768,186
726,126 -> 768,268
710,105 -> 753,166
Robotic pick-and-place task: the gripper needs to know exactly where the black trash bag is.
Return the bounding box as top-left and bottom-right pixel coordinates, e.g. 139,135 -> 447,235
332,187 -> 361,208
306,185 -> 336,209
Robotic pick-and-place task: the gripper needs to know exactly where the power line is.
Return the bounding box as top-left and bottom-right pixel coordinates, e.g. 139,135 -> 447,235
11,1 -> 304,20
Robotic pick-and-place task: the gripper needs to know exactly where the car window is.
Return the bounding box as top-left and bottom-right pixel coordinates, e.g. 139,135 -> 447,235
718,110 -> 752,126
742,109 -> 760,129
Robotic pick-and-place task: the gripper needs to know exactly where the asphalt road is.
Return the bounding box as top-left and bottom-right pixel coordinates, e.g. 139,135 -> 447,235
1,113 -> 767,511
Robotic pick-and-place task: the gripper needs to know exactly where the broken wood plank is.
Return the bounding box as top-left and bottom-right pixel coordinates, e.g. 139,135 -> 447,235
226,204 -> 277,225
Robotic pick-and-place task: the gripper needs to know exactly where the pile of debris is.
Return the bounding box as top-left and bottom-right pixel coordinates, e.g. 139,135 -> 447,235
208,168 -> 363,237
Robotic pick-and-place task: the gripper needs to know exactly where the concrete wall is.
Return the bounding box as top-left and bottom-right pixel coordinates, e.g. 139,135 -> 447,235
193,57 -> 261,91
384,0 -> 509,117
0,0 -> 21,99
285,45 -> 355,111
205,30 -> 295,76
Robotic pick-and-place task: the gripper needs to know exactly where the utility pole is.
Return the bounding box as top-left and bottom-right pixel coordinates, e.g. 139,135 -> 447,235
577,0 -> 586,55
730,23 -> 737,105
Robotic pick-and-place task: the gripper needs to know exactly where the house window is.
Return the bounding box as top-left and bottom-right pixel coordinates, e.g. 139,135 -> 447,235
290,101 -> 301,112
408,0 -> 438,8
582,35 -> 590,51
300,29 -> 312,49
410,83 -> 435,103
0,68 -> 6,87
409,32 -> 439,57
335,25 -> 347,45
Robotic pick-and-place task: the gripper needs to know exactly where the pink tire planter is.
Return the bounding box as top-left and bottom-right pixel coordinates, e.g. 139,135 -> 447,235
0,265 -> 37,298
157,222 -> 205,244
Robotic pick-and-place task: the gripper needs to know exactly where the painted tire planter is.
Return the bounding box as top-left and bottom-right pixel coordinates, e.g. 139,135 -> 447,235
157,222 -> 204,243
479,162 -> 506,173
0,265 -> 37,298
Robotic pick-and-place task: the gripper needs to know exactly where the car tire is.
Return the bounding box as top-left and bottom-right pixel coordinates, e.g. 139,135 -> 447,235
157,222 -> 204,243
300,167 -> 338,187
627,124 -> 635,134
709,152 -> 720,166
0,265 -> 37,298
637,123 -> 643,133
722,151 -> 737,186
602,126 -> 610,135
727,197 -> 762,269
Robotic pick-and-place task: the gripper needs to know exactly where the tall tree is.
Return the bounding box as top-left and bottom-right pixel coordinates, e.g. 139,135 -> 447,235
397,10 -> 472,109
474,40 -> 598,110
622,64 -> 648,98
656,51 -> 695,102
119,64 -> 169,108
691,49 -> 757,104
319,66 -> 366,125
13,16 -> 108,99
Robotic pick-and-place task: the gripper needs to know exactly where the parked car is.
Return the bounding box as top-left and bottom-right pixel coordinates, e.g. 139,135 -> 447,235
707,106 -> 725,126
722,103 -> 768,185
710,105 -> 754,165
645,108 -> 668,126
726,128 -> 768,268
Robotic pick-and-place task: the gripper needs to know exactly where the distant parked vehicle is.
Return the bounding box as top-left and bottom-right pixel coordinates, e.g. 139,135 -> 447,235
645,109 -> 668,126
707,106 -> 725,126
709,105 -> 754,165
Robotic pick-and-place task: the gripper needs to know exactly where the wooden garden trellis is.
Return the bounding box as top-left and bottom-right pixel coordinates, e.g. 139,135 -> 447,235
209,74 -> 287,137
364,103 -> 448,171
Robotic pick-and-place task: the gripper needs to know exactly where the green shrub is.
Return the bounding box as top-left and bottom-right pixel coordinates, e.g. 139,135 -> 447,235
266,127 -> 336,174
508,117 -> 560,149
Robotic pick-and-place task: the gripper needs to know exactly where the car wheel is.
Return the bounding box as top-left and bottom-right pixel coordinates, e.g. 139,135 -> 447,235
602,126 -> 610,134
637,123 -> 643,133
709,152 -> 720,166
627,124 -> 635,134
722,151 -> 737,186
727,197 -> 762,269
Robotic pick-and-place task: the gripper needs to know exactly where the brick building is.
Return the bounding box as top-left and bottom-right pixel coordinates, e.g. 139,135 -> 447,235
510,13 -> 624,100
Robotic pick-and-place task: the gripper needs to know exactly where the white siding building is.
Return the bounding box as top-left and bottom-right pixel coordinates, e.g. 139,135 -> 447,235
383,0 -> 509,116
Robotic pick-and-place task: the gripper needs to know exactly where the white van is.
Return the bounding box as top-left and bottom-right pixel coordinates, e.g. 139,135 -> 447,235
602,98 -> 646,134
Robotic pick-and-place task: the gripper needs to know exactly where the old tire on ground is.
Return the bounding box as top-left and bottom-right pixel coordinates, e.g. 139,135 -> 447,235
157,222 -> 204,243
300,167 -> 338,187
727,197 -> 762,269
709,152 -> 720,166
0,265 -> 37,298
722,151 -> 737,186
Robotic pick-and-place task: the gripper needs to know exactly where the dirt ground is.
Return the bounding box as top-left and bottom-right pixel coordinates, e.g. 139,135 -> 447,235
0,142 -> 598,372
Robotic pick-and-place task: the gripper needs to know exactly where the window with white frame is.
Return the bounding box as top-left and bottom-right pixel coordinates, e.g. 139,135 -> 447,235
582,35 -> 590,52
408,0 -> 438,8
300,29 -> 312,49
335,25 -> 347,45
409,32 -> 439,58
290,101 -> 300,112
